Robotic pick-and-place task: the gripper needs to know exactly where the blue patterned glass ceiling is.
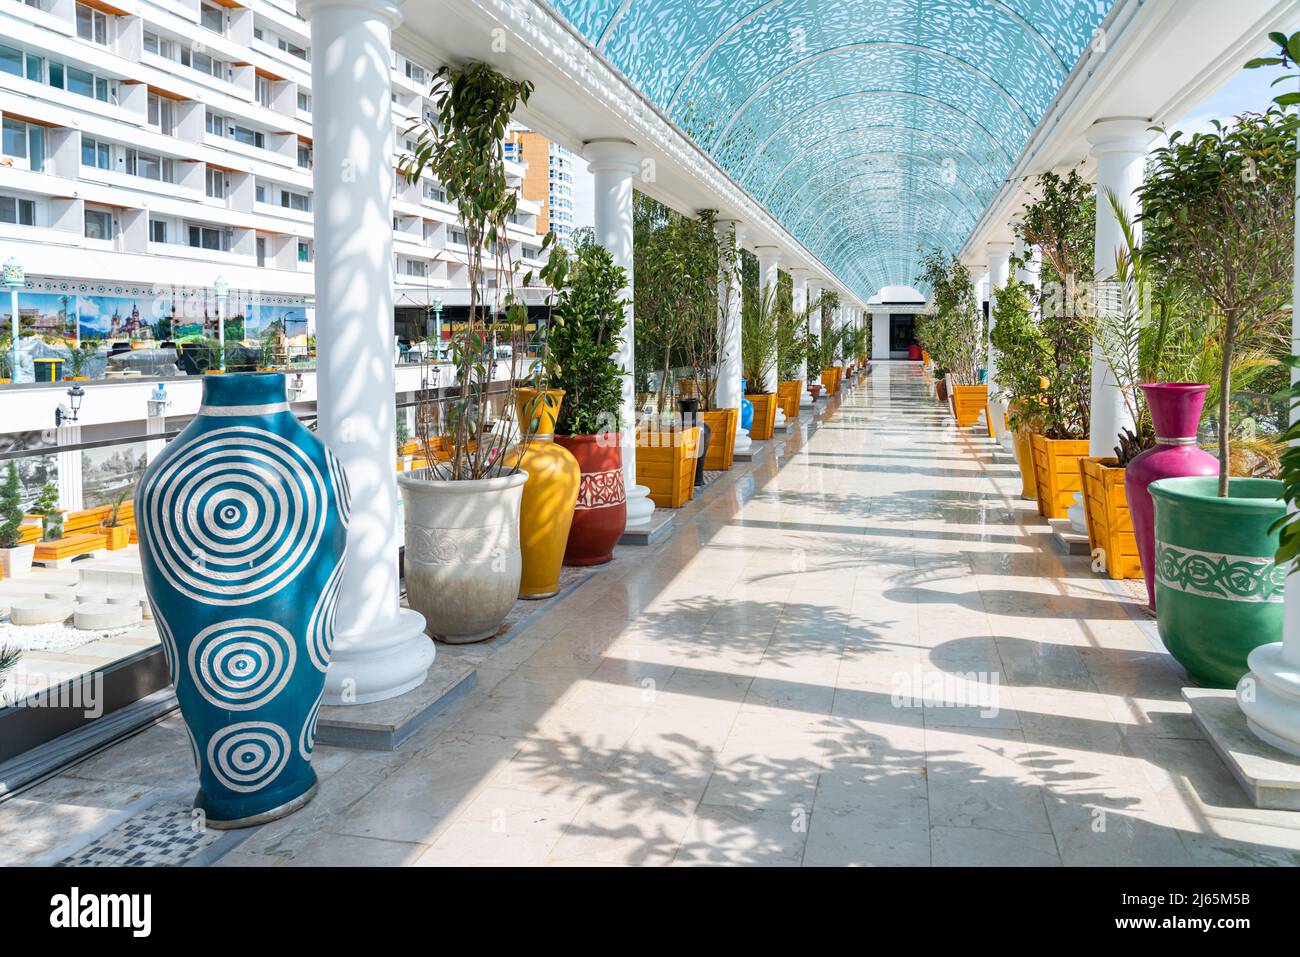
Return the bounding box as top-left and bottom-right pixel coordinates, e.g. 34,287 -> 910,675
548,0 -> 1115,297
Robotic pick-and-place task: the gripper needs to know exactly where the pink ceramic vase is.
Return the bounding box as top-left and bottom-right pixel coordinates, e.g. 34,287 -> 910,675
1124,383 -> 1220,609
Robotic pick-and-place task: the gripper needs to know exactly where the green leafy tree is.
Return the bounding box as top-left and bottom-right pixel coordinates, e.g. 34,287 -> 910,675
549,244 -> 629,436
1140,108 -> 1298,495
0,463 -> 22,549
989,277 -> 1048,430
915,248 -> 981,385
741,284 -> 778,392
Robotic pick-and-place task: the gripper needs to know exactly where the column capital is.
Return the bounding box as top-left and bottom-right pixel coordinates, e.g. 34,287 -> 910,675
1085,118 -> 1155,156
583,139 -> 641,174
297,0 -> 402,27
715,218 -> 746,245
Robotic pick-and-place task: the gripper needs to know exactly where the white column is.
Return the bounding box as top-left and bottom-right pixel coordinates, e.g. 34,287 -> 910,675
56,424 -> 83,513
986,242 -> 1013,443
1086,118 -> 1153,459
301,0 -> 433,706
804,280 -> 822,403
715,219 -> 750,453
585,139 -> 654,530
1238,117 -> 1300,755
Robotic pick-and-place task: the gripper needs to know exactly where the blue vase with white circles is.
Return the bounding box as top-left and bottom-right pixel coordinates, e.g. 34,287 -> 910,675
136,373 -> 349,828
740,379 -> 754,431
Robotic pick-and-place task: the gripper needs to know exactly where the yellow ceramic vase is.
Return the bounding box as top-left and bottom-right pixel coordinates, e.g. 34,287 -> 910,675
506,389 -> 580,599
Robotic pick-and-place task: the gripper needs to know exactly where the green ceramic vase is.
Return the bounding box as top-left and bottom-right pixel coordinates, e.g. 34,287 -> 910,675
1148,476 -> 1285,688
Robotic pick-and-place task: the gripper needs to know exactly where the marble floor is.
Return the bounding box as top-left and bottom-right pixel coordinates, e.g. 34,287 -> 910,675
6,361 -> 1300,866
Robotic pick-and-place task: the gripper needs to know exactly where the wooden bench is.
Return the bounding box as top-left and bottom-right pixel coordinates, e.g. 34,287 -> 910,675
33,532 -> 109,568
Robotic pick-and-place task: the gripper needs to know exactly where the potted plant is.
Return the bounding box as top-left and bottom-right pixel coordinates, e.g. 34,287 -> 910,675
504,235 -> 582,599
776,298 -> 809,419
66,344 -> 96,380
1013,171 -> 1095,518
33,482 -> 63,541
100,488 -> 131,550
0,463 -> 34,578
549,242 -> 630,565
1141,105 -> 1297,686
742,284 -> 779,441
916,249 -> 984,427
396,62 -> 535,640
989,273 -> 1047,500
817,289 -> 843,395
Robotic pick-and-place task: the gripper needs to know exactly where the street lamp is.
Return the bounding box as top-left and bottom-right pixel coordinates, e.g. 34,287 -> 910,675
3,257 -> 24,384
214,275 -> 229,371
431,295 -> 443,361
55,383 -> 84,427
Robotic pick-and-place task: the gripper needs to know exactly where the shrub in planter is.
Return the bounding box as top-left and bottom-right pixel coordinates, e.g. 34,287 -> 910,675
1137,105 -> 1297,683
0,463 -> 34,579
550,243 -> 631,566
742,283 -> 779,439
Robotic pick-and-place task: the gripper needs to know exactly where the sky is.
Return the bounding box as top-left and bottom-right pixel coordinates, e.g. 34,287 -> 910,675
1173,60 -> 1288,135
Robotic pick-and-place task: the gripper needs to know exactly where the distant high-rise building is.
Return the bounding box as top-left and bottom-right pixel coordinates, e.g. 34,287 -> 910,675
506,125 -> 576,247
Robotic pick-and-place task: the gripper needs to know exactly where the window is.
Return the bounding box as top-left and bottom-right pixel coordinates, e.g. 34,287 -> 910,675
205,168 -> 225,199
25,53 -> 44,82
403,260 -> 427,277
256,236 -> 266,266
297,240 -> 311,262
150,219 -> 167,244
81,135 -> 111,170
278,38 -> 308,61
0,44 -> 21,78
280,189 -> 309,212
0,195 -> 37,226
449,229 -> 467,246
3,119 -> 45,172
422,183 -> 445,203
230,125 -> 264,148
84,207 -> 113,240
255,76 -> 272,108
296,143 -> 312,169
66,65 -> 109,101
76,4 -> 108,46
188,224 -> 229,251
255,183 -> 266,203
199,2 -> 224,34
191,50 -> 220,78
405,61 -> 425,84
143,32 -> 159,55
126,149 -> 166,181
148,93 -> 174,134
205,112 -> 223,136
296,91 -> 310,111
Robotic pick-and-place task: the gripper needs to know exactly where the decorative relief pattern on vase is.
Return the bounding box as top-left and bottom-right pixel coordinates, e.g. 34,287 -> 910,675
1155,543 -> 1286,604
576,468 -> 626,510
405,523 -> 517,565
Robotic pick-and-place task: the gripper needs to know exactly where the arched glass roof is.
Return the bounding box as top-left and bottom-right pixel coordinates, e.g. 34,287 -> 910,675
549,0 -> 1114,297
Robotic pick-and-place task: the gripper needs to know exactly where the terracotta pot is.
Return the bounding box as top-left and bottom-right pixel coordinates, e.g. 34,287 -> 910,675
554,433 -> 625,566
1125,383 -> 1220,610
506,389 -> 580,600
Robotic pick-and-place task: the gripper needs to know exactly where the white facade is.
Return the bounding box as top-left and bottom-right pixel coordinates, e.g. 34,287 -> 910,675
0,0 -> 544,310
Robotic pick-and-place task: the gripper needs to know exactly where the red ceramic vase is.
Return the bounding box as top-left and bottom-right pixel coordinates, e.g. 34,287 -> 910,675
1124,383 -> 1220,609
554,433 -> 625,566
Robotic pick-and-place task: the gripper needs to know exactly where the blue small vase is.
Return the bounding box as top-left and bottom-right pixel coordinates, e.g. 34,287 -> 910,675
136,373 -> 349,828
740,379 -> 754,431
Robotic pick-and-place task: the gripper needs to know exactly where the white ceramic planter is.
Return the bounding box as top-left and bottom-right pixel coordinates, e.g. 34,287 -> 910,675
0,543 -> 35,579
398,469 -> 527,643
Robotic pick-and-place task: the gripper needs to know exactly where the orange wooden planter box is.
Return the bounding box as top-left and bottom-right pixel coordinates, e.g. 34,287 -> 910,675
701,408 -> 737,471
1079,457 -> 1142,580
820,367 -> 839,395
746,393 -> 779,441
950,384 -> 990,431
1030,433 -> 1090,519
777,381 -> 802,418
636,426 -> 699,509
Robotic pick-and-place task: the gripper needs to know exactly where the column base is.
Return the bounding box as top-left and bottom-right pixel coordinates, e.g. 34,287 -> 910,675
773,408 -> 787,431
799,392 -> 815,408
626,483 -> 655,530
1239,643 -> 1300,759
1067,492 -> 1088,535
989,397 -> 1009,444
324,607 -> 435,706
733,428 -> 752,455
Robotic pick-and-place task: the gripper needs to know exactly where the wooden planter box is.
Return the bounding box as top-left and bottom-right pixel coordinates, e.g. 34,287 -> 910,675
701,408 -> 737,471
636,426 -> 699,509
777,381 -> 802,418
950,384 -> 988,428
1079,457 -> 1142,580
746,393 -> 779,441
820,368 -> 839,395
1030,433 -> 1091,519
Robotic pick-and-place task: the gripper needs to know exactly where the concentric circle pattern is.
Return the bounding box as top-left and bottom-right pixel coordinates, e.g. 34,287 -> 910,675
138,425 -> 329,606
187,618 -> 296,710
299,693 -> 323,761
306,558 -> 345,673
207,721 -> 291,794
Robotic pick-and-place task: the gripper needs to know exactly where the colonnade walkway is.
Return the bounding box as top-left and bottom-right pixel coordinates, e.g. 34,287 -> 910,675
7,362 -> 1300,866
